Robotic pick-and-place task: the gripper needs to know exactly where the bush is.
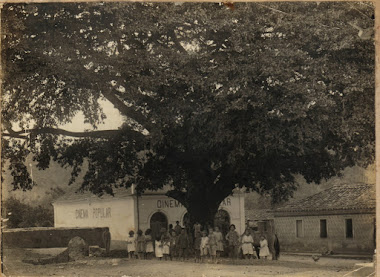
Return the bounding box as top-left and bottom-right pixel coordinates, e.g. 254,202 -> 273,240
2,197 -> 54,228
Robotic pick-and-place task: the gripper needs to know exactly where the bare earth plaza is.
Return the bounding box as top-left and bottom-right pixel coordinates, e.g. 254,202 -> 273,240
0,2 -> 376,277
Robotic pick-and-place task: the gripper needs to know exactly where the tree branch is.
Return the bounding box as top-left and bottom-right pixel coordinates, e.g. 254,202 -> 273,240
3,127 -> 144,139
102,90 -> 152,132
168,29 -> 188,54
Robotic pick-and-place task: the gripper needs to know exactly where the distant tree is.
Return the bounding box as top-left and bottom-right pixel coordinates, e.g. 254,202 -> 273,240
2,3 -> 375,225
3,197 -> 54,228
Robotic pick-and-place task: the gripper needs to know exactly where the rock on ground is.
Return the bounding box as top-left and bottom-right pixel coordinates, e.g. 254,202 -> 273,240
67,236 -> 89,261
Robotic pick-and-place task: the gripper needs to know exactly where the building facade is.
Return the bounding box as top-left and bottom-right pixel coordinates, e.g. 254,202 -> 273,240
53,186 -> 245,249
273,183 -> 375,254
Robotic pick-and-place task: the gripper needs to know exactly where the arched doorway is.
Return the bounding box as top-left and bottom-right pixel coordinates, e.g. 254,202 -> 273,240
150,212 -> 168,240
214,209 -> 230,238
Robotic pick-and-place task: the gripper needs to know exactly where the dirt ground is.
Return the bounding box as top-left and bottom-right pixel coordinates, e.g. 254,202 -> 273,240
2,248 -> 373,277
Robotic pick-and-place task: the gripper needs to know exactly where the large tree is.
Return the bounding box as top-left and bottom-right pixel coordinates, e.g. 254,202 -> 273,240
2,2 -> 375,225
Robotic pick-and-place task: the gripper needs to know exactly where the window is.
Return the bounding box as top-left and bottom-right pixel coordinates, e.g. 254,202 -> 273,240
320,219 -> 327,238
296,220 -> 303,238
346,219 -> 353,238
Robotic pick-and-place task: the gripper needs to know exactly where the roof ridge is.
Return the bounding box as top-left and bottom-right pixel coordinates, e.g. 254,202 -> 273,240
274,183 -> 375,212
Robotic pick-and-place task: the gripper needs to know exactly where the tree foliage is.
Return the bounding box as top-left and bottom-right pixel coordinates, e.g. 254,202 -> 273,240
2,2 -> 375,224
2,197 -> 54,228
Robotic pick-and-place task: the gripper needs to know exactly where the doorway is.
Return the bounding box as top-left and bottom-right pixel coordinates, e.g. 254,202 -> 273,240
150,212 -> 168,240
214,209 -> 230,238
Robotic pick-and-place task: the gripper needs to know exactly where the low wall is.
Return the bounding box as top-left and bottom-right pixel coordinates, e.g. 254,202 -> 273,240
3,227 -> 111,252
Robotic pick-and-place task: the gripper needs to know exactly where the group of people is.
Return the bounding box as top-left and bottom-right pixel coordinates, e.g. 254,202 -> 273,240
125,221 -> 280,263
126,221 -> 193,261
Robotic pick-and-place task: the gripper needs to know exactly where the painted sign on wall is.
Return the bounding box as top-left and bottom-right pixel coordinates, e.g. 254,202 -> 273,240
75,207 -> 111,219
155,197 -> 231,209
221,198 -> 232,206
156,199 -> 183,209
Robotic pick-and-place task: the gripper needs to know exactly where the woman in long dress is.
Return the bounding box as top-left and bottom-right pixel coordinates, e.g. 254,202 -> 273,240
259,236 -> 270,260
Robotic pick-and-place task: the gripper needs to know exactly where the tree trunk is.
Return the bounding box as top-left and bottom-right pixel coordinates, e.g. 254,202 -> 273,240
166,183 -> 234,238
166,189 -> 226,231
186,199 -> 220,230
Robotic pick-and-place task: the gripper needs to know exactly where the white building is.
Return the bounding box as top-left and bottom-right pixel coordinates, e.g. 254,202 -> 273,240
53,186 -> 245,249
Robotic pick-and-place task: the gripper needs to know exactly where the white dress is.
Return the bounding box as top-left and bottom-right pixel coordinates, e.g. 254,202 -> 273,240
162,241 -> 170,255
155,240 -> 163,258
214,231 -> 224,251
126,236 -> 136,253
145,235 -> 154,253
241,235 -> 254,255
200,237 -> 209,256
259,239 -> 270,257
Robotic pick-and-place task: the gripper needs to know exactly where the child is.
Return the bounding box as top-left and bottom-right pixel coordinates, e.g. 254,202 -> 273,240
200,230 -> 209,263
177,228 -> 189,261
214,226 -> 224,258
193,230 -> 201,263
208,228 -> 218,263
241,229 -> 255,260
259,236 -> 270,260
155,236 -> 163,260
169,230 -> 177,261
136,229 -> 146,259
144,229 -> 154,259
126,230 -> 136,259
161,230 -> 171,261
225,224 -> 239,262
252,229 -> 261,259
194,222 -> 202,238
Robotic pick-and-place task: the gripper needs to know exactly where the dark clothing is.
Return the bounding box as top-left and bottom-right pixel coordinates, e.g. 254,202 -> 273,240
252,230 -> 261,259
174,225 -> 182,235
194,236 -> 201,250
226,230 -> 240,246
228,245 -> 239,259
255,247 -> 260,259
251,231 -> 261,246
177,233 -> 189,249
177,247 -> 187,259
176,233 -> 189,260
273,235 -> 280,260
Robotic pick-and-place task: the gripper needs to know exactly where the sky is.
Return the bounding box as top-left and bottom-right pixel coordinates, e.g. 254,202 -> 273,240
60,99 -> 124,132
2,98 -> 125,205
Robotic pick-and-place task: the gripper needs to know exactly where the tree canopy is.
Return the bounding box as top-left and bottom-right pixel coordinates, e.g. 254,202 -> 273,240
2,2 -> 375,224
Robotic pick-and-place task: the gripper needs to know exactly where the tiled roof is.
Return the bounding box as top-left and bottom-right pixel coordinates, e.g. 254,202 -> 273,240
53,186 -> 134,203
274,183 -> 375,213
245,209 -> 275,221
53,184 -> 173,203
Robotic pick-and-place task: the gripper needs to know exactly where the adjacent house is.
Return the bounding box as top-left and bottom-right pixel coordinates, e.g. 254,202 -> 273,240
273,183 -> 375,254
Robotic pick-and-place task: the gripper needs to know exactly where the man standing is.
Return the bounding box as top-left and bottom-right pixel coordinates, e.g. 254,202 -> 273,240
177,228 -> 190,261
272,234 -> 280,260
174,221 -> 182,235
